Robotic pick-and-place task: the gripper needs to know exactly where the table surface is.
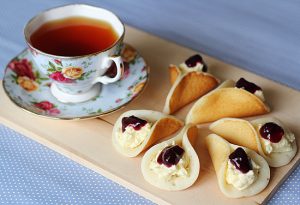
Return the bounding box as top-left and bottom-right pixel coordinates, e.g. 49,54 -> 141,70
0,0 -> 299,204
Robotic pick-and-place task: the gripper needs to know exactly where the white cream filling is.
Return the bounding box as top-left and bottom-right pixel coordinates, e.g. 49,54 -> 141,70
254,90 -> 265,101
226,159 -> 260,190
257,124 -> 295,154
149,142 -> 190,182
117,123 -> 152,149
179,62 -> 204,73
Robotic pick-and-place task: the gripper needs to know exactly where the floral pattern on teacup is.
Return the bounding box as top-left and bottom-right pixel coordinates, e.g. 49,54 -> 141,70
46,59 -> 95,83
62,67 -> 84,79
3,43 -> 149,119
8,58 -> 48,92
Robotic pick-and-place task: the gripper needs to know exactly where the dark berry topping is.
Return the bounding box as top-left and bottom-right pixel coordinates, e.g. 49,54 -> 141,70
229,147 -> 252,173
185,54 -> 206,70
259,122 -> 284,143
235,78 -> 262,94
121,115 -> 147,132
157,145 -> 185,167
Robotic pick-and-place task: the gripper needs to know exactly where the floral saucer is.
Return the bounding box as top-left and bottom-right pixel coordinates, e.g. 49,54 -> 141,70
3,43 -> 149,120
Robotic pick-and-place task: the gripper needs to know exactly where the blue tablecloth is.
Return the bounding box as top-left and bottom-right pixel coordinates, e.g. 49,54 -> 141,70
0,1 -> 299,204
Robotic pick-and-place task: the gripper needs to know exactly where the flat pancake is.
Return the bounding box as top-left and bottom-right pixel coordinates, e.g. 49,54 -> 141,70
210,118 -> 259,152
186,82 -> 270,124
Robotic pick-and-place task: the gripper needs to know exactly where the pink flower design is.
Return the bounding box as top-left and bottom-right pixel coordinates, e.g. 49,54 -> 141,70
115,98 -> 122,103
34,101 -> 54,110
49,71 -> 73,83
48,108 -> 60,115
34,101 -> 60,116
8,59 -> 35,80
54,59 -> 62,65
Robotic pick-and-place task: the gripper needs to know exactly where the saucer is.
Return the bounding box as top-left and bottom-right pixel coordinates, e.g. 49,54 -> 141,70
3,43 -> 149,120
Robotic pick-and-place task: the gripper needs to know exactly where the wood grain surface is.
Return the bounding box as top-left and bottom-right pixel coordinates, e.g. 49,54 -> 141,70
0,25 -> 299,205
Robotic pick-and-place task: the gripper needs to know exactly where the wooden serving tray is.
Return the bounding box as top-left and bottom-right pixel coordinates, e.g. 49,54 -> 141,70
1,25 -> 299,205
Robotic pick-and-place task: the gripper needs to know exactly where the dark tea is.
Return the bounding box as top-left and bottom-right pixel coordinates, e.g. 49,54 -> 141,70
30,17 -> 119,56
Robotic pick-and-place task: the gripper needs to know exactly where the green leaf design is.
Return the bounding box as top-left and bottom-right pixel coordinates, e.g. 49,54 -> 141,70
56,67 -> 63,71
35,71 -> 40,78
10,74 -> 18,84
49,61 -> 56,70
77,73 -> 85,81
47,67 -> 56,72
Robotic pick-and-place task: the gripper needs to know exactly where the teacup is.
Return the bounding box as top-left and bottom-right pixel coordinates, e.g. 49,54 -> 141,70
24,4 -> 125,103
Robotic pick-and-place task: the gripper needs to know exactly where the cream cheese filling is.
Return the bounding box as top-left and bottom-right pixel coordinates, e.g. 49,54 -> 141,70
257,124 -> 295,154
254,90 -> 265,101
149,142 -> 190,182
179,62 -> 204,73
226,159 -> 260,190
117,123 -> 152,149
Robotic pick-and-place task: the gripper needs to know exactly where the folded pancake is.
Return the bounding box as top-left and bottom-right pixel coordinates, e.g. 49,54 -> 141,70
209,117 -> 297,167
206,134 -> 270,198
112,110 -> 183,157
186,78 -> 270,124
163,54 -> 219,114
141,124 -> 200,191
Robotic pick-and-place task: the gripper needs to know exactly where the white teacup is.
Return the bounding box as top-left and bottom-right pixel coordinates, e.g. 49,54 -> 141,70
24,4 -> 125,103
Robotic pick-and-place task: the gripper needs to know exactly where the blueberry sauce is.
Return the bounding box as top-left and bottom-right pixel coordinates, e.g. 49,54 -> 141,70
157,145 -> 185,167
259,122 -> 284,143
235,78 -> 262,94
185,54 -> 207,72
121,115 -> 147,132
229,147 -> 252,173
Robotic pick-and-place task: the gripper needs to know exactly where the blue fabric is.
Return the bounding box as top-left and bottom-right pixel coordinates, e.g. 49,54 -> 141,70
0,1 -> 299,204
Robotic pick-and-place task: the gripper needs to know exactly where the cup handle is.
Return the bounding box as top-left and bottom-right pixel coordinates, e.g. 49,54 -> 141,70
95,56 -> 124,85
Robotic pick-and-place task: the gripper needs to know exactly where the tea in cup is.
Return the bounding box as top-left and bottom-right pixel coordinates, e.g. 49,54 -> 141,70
24,4 -> 125,103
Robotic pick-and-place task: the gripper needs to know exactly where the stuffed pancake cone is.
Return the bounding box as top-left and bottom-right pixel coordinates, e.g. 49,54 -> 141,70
141,124 -> 200,191
206,134 -> 270,198
210,117 -> 297,167
163,55 -> 219,115
186,79 -> 270,124
112,110 -> 183,157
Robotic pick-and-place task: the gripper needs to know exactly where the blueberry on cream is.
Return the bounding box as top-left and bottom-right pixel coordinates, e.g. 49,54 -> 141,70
258,122 -> 295,154
149,143 -> 190,181
209,117 -> 297,168
141,125 -> 200,191
235,78 -> 265,101
206,134 -> 270,198
226,147 -> 260,190
179,54 -> 208,72
117,115 -> 152,149
112,110 -> 183,157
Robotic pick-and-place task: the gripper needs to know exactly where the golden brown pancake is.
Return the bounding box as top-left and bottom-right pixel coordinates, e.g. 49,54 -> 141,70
186,80 -> 269,124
